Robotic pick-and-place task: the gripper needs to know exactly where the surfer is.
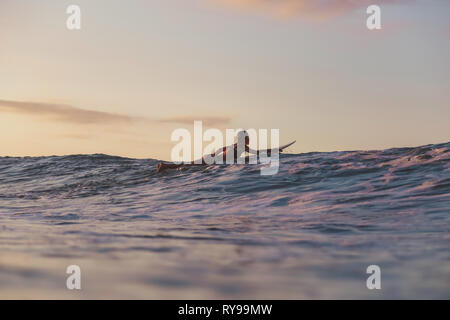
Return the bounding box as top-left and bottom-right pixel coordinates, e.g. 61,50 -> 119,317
157,130 -> 287,172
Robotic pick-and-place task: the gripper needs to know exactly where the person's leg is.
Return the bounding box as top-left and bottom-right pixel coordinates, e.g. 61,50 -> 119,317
157,162 -> 183,172
157,158 -> 211,172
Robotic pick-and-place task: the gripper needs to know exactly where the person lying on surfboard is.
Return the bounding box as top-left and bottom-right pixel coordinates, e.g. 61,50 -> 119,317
157,131 -> 294,172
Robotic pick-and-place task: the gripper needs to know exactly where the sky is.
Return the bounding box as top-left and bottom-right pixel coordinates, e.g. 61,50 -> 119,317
1,0 -> 449,160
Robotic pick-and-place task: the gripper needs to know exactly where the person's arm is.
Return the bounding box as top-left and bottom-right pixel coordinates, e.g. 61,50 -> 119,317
210,146 -> 227,158
195,146 -> 227,164
245,145 -> 259,155
246,145 -> 284,156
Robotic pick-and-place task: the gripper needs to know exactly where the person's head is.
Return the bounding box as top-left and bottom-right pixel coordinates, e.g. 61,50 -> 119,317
236,130 -> 249,146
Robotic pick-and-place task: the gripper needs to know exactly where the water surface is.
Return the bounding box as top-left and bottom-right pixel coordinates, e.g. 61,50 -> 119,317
0,143 -> 449,298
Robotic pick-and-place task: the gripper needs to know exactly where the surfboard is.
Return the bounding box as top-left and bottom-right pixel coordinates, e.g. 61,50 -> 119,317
279,140 -> 296,151
157,140 -> 296,172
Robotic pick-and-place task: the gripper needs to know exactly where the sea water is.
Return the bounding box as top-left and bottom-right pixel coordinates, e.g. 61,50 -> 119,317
0,143 -> 449,298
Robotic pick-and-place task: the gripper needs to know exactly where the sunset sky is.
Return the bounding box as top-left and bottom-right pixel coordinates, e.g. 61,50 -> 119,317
1,0 -> 449,160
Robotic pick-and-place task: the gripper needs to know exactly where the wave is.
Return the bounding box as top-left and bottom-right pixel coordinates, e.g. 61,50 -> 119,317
0,143 -> 449,208
0,142 -> 449,298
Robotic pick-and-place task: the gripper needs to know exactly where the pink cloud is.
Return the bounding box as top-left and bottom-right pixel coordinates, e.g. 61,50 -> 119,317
0,99 -> 232,127
213,0 -> 412,19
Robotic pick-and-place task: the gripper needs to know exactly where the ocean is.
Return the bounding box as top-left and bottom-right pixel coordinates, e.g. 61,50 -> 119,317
0,142 -> 449,299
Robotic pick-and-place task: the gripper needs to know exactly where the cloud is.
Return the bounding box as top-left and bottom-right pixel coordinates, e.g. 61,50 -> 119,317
0,99 -> 133,125
157,116 -> 232,126
58,133 -> 92,140
0,99 -> 233,127
213,0 -> 411,19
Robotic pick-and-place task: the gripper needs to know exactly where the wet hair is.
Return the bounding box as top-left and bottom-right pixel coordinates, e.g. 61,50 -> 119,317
236,130 -> 249,145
